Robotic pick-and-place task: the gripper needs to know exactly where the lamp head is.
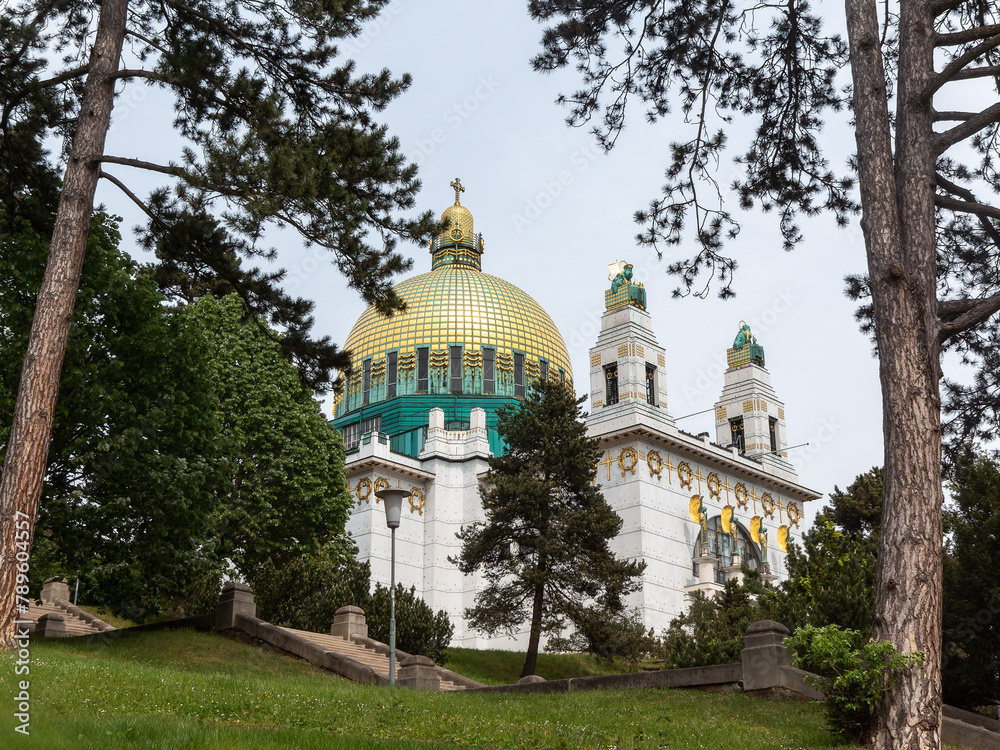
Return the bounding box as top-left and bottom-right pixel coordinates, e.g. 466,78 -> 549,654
375,488 -> 410,529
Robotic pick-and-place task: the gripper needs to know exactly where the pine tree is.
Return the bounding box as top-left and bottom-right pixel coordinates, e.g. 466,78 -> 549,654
452,378 -> 645,678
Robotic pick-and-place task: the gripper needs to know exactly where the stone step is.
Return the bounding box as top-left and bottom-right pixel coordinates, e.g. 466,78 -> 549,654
23,600 -> 110,638
283,627 -> 465,690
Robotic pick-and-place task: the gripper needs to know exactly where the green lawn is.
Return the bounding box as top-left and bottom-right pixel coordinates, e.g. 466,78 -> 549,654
1,629 -> 862,749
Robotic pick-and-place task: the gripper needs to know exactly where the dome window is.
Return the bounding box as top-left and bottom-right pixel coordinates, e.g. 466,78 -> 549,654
483,348 -> 496,394
514,353 -> 525,398
450,346 -> 463,394
417,348 -> 429,393
387,351 -> 398,399
362,359 -> 372,405
540,359 -> 549,382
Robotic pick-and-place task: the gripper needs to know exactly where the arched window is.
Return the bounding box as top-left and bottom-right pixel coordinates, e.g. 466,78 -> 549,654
692,515 -> 761,583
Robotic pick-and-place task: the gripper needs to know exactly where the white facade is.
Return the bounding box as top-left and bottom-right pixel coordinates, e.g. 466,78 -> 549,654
344,280 -> 820,648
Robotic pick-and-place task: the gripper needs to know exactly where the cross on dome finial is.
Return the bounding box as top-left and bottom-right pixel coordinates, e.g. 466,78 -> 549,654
450,178 -> 465,205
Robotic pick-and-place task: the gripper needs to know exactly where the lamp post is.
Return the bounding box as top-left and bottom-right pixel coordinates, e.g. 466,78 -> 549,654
375,488 -> 410,687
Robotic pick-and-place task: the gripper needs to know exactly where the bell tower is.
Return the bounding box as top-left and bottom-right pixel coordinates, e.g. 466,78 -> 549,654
713,322 -> 791,473
586,261 -> 673,435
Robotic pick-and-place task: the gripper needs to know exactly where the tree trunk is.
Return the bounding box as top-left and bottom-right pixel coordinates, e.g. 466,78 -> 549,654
521,583 -> 545,678
846,0 -> 943,747
0,0 -> 129,649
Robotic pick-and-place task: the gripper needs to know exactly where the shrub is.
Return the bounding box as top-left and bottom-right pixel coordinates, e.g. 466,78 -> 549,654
658,579 -> 764,668
785,624 -> 924,744
366,584 -> 454,665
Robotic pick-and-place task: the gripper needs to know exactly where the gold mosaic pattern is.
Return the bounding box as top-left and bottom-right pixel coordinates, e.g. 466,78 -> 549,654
590,352 -> 602,368
658,353 -> 665,367
727,346 -> 756,368
441,204 -> 473,240
716,406 -> 727,422
743,399 -> 755,413
778,407 -> 785,420
343,266 -> 573,378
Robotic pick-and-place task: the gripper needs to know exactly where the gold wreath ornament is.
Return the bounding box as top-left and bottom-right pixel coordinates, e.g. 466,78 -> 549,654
647,450 -> 663,479
761,492 -> 776,519
618,447 -> 638,476
355,477 -> 372,504
734,482 -> 749,510
706,472 -> 722,500
677,461 -> 693,490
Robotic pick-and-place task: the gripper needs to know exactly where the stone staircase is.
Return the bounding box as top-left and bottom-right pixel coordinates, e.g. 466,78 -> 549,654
24,578 -> 116,638
284,628 -> 466,691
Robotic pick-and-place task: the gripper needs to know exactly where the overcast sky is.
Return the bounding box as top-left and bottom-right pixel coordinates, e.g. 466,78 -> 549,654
94,1 -> 897,525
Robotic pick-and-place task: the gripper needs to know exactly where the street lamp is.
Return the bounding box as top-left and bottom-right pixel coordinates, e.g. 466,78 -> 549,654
375,488 -> 410,687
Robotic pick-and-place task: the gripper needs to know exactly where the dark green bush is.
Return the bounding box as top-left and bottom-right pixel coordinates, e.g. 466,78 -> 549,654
658,578 -> 764,668
366,584 -> 454,665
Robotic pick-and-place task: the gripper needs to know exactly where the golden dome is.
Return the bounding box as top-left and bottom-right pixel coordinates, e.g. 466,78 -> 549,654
441,204 -> 474,241
343,265 -> 572,389
335,179 -> 571,420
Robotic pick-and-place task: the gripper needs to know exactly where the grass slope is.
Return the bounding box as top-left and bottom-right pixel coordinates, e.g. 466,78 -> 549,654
1,629 -> 863,749
445,647 -> 636,686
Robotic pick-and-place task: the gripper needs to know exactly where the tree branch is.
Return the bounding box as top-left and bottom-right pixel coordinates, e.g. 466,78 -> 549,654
36,64 -> 90,89
112,69 -> 228,107
935,25 -> 1000,46
931,0 -> 969,14
98,155 -> 188,178
98,170 -> 158,223
925,34 -> 1000,100
936,173 -> 1000,247
933,111 -> 974,121
939,291 -> 1000,341
938,298 -> 980,316
951,64 -> 1000,81
125,28 -> 169,55
935,193 -> 1000,221
112,69 -> 175,84
933,101 -> 1000,153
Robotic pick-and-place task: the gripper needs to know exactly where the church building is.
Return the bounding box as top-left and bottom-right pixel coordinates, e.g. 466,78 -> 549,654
333,181 -> 820,648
